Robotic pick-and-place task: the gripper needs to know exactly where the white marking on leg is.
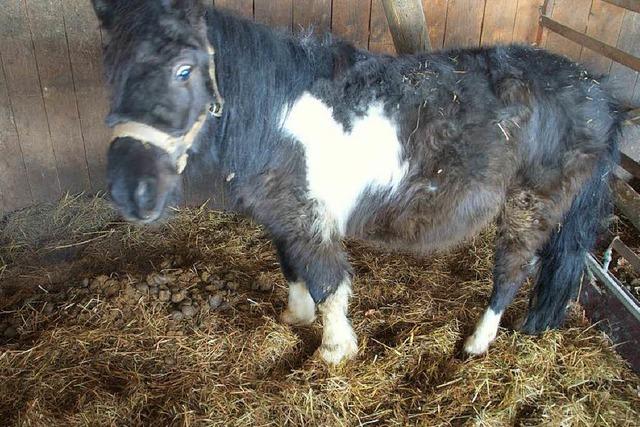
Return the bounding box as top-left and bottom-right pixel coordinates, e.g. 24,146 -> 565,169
464,308 -> 503,355
317,280 -> 358,365
283,93 -> 408,237
280,281 -> 316,326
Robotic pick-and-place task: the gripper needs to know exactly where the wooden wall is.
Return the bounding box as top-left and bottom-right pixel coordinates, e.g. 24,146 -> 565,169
0,0 -> 638,213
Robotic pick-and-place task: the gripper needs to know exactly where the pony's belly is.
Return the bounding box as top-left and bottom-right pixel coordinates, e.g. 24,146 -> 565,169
283,93 -> 408,236
347,184 -> 503,253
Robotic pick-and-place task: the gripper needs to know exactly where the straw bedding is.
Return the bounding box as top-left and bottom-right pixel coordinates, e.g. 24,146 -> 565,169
0,195 -> 638,426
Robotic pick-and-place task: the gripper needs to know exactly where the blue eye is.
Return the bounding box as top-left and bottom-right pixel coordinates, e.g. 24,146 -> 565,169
175,65 -> 192,81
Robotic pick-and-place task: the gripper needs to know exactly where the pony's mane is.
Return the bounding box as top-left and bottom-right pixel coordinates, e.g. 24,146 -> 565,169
198,8 -> 355,178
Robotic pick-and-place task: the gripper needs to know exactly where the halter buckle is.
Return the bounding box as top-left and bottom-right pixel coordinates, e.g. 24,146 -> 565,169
209,102 -> 224,118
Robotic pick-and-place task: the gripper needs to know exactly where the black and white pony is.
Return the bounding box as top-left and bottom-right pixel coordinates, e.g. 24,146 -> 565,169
93,0 -> 621,364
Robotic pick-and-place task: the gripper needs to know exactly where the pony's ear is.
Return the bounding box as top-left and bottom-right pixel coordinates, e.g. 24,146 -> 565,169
91,0 -> 117,30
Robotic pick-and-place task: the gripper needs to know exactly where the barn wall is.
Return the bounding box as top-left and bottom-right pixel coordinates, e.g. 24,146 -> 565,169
0,0 -> 638,214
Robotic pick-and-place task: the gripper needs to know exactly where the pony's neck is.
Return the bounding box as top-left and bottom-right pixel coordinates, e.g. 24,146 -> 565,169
205,8 -> 339,176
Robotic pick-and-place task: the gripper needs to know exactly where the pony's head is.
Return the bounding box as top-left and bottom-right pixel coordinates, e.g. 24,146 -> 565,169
93,0 -> 223,223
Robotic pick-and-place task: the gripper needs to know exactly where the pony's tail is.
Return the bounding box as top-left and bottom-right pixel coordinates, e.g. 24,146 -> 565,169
521,125 -> 620,334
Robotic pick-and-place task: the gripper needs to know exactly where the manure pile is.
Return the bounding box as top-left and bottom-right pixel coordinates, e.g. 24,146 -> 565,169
0,195 -> 638,426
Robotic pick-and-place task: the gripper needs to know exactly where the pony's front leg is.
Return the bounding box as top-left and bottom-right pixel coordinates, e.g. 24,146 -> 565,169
273,239 -> 317,325
275,237 -> 357,365
317,278 -> 358,364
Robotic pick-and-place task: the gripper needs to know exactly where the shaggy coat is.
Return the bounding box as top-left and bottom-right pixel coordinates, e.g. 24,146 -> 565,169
94,0 -> 621,364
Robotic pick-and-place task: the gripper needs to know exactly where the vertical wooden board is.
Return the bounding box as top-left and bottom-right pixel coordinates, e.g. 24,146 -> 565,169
0,56 -> 32,211
0,0 -> 61,203
608,10 -> 640,105
443,0 -> 486,48
255,0 -> 292,31
480,0 -> 518,45
63,0 -> 111,192
215,0 -> 254,19
423,0 -> 449,49
539,0 -> 556,46
633,77 -> 640,106
368,0 -> 395,54
332,0 -> 371,48
513,0 -> 545,44
26,0 -> 91,195
8,96 -> 62,203
544,0 -> 592,61
293,0 -> 332,34
579,0 -> 625,74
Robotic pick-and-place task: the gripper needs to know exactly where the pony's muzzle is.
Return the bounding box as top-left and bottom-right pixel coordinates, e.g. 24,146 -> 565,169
107,137 -> 179,224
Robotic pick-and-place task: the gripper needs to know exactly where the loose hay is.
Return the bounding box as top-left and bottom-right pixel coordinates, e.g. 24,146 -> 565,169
0,196 -> 638,426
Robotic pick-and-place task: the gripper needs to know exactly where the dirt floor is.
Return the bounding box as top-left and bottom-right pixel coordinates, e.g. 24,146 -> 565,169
0,195 -> 639,426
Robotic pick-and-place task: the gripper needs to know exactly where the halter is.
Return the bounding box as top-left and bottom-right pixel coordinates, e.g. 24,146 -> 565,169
111,40 -> 225,174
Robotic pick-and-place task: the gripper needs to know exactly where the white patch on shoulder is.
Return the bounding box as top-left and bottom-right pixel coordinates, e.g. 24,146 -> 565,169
283,93 -> 408,236
464,308 -> 503,355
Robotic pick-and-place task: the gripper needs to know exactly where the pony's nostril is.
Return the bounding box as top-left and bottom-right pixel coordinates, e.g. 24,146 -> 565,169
134,177 -> 158,214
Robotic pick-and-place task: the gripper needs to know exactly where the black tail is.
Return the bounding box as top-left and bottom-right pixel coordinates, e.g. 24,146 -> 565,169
521,129 -> 620,334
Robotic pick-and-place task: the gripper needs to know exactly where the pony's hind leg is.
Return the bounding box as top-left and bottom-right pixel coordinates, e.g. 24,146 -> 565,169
465,190 -> 556,355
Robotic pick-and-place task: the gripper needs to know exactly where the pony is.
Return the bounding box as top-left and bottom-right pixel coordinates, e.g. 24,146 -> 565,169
92,0 -> 621,365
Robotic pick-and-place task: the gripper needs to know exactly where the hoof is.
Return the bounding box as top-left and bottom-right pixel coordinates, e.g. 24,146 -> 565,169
280,309 -> 316,326
464,333 -> 491,356
465,308 -> 501,356
317,331 -> 358,365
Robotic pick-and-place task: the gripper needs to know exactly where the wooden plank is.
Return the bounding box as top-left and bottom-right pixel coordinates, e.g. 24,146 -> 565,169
25,0 -> 91,195
580,271 -> 640,374
513,0 -> 545,44
480,0 -> 518,45
541,16 -> 640,72
586,253 -> 640,321
544,0 -> 592,61
442,0 -> 486,48
602,0 -> 640,13
626,108 -> 640,125
613,177 -> 640,232
62,0 -> 111,192
620,152 -> 640,179
293,0 -> 332,34
611,237 -> 640,275
333,0 -> 372,49
368,0 -> 396,54
254,0 -> 292,31
423,0 -> 449,50
381,0 -> 431,53
537,0 -> 556,46
579,0 -> 626,75
215,0 -> 254,20
0,53 -> 32,211
0,0 -> 61,203
603,10 -> 640,105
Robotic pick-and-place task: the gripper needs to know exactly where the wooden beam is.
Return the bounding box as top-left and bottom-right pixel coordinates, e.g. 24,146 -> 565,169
540,15 -> 640,72
610,237 -> 640,275
627,107 -> 640,125
586,253 -> 640,322
620,152 -> 640,180
613,177 -> 640,232
602,0 -> 640,14
381,0 -> 431,54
